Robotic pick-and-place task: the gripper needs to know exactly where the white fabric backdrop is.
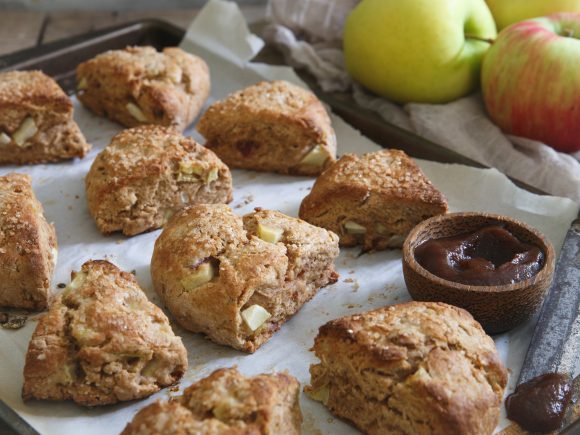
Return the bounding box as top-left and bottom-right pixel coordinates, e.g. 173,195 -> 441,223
265,0 -> 580,202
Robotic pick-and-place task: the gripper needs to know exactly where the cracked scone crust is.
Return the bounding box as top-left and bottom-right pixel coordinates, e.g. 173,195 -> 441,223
306,301 -> 508,435
0,173 -> 57,310
197,80 -> 337,176
0,71 -> 90,164
86,125 -> 232,236
122,367 -> 302,435
299,149 -> 448,251
22,260 -> 188,406
151,204 -> 339,352
76,46 -> 210,131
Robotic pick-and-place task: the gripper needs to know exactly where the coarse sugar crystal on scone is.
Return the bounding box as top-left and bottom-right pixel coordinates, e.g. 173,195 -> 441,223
0,70 -> 89,164
197,80 -> 337,176
0,173 -> 57,310
299,149 -> 448,251
85,125 -> 232,236
122,367 -> 302,435
22,260 -> 188,406
306,301 -> 508,435
151,204 -> 339,352
76,46 -> 209,131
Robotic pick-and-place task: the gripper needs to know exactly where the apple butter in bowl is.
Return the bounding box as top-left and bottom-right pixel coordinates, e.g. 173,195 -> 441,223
402,212 -> 555,334
414,225 -> 545,286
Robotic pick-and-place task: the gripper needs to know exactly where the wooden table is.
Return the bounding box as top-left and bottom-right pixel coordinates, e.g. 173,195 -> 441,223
0,8 -> 266,57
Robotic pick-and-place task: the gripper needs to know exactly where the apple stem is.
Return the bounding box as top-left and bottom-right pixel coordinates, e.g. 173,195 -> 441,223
465,34 -> 495,44
563,28 -> 575,38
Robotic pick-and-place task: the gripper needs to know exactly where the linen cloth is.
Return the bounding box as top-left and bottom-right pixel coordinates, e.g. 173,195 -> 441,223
264,0 -> 580,202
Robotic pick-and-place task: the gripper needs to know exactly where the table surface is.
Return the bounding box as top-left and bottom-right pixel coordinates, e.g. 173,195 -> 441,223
0,8 -> 266,57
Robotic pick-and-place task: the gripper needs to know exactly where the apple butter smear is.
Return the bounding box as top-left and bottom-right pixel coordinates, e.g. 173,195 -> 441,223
414,225 -> 544,286
505,373 -> 573,433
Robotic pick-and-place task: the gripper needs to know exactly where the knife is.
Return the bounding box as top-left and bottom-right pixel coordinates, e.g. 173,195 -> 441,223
0,400 -> 38,435
518,215 -> 580,384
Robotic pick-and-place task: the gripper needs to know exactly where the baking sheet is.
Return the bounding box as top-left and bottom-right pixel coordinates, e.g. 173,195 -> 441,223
1,1 -> 579,434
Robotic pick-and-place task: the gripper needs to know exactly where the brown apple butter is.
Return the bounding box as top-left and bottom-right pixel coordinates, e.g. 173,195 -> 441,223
505,373 -> 573,433
414,225 -> 544,286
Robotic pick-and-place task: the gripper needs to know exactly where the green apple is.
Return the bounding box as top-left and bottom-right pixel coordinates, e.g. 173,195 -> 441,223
486,0 -> 580,30
344,0 -> 497,104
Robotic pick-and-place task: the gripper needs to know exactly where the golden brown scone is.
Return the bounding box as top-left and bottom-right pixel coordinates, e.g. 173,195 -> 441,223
22,260 -> 188,406
122,367 -> 302,435
85,125 -> 232,236
151,204 -> 339,353
76,46 -> 210,132
0,173 -> 57,310
197,80 -> 337,176
299,149 -> 448,251
305,301 -> 508,435
0,71 -> 89,164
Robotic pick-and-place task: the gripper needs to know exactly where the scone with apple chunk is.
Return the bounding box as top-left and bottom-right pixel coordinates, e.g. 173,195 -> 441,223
197,80 -> 337,175
122,367 -> 302,435
0,173 -> 57,310
85,125 -> 232,236
76,46 -> 209,131
22,260 -> 187,406
299,149 -> 448,251
0,70 -> 89,164
151,204 -> 339,352
306,301 -> 508,435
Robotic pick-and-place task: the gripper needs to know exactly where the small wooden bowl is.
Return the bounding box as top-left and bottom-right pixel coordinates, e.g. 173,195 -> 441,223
402,212 -> 555,334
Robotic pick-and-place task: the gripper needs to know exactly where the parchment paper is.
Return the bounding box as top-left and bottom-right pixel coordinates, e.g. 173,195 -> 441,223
1,1 -> 578,434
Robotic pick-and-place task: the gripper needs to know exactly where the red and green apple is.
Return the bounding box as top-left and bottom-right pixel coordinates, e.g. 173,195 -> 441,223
481,13 -> 580,153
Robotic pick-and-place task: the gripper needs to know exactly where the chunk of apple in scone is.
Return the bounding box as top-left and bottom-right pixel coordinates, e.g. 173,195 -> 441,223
151,204 -> 339,353
299,149 -> 448,251
122,367 -> 302,435
76,46 -> 210,132
0,71 -> 89,164
85,125 -> 232,236
0,173 -> 57,310
22,260 -> 187,406
197,80 -> 337,176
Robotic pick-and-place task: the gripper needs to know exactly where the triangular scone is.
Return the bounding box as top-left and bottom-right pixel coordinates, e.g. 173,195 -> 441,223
86,125 -> 233,236
0,173 -> 57,310
76,46 -> 210,132
305,302 -> 507,434
122,368 -> 302,435
151,205 -> 339,353
299,149 -> 448,251
22,260 -> 187,406
0,71 -> 90,164
197,80 -> 337,176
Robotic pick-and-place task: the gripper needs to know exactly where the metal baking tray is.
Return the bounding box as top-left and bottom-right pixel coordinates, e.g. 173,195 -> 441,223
0,18 -> 558,435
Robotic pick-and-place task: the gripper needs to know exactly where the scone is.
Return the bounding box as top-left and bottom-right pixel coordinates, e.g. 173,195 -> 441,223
0,70 -> 90,164
151,204 -> 339,352
305,301 -> 508,435
76,46 -> 210,131
86,125 -> 232,236
22,260 -> 187,406
122,367 -> 302,435
299,149 -> 448,251
197,80 -> 337,175
0,173 -> 57,310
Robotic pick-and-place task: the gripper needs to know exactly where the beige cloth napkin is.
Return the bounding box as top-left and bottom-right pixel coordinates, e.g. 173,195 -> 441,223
264,0 -> 580,202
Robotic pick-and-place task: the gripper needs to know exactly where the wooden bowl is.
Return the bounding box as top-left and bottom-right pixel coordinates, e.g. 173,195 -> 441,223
402,212 -> 555,334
